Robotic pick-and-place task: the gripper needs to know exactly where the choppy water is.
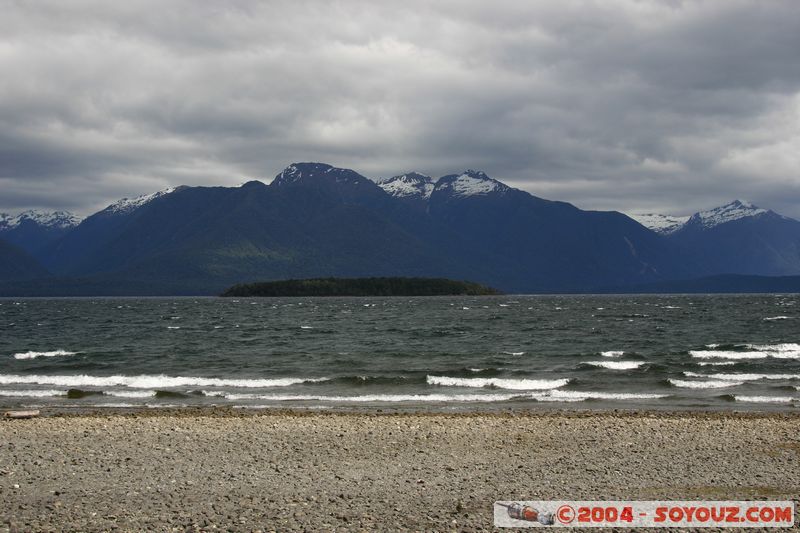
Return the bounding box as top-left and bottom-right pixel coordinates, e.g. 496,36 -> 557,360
1,295 -> 798,411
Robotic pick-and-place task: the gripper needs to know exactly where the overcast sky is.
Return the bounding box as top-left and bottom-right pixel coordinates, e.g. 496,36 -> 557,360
1,0 -> 799,217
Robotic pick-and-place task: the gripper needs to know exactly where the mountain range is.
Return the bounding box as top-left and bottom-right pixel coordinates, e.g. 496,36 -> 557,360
1,162 -> 799,295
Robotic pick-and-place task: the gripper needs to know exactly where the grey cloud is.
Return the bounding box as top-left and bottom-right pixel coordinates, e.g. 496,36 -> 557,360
1,0 -> 799,218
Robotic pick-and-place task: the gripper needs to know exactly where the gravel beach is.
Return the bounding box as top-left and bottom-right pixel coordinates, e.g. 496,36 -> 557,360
1,410 -> 798,531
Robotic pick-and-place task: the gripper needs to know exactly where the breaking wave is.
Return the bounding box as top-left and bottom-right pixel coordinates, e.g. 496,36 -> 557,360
0,374 -> 329,389
546,390 -> 668,401
692,343 -> 800,360
219,392 -> 526,402
426,375 -> 569,390
13,350 -> 77,360
668,379 -> 743,389
582,361 -> 644,370
0,389 -> 64,397
690,351 -> 768,360
683,372 -> 800,381
734,395 -> 796,404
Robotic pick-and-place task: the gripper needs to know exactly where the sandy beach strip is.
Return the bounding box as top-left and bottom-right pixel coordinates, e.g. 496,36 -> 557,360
1,410 -> 798,532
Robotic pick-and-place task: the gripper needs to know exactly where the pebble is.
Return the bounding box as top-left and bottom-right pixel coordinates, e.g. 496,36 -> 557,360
0,411 -> 798,530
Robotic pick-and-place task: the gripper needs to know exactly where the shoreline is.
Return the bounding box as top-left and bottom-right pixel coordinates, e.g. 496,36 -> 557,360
2,410 -> 799,531
7,405 -> 800,419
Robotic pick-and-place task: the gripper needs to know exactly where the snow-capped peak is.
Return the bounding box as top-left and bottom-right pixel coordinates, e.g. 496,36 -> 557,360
0,210 -> 82,231
106,187 -> 179,215
272,163 -> 321,186
377,172 -> 436,199
630,200 -> 772,235
628,213 -> 690,235
690,200 -> 768,229
271,162 -> 370,188
435,170 -> 509,197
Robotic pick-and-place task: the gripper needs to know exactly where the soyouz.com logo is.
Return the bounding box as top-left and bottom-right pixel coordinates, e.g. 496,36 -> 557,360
494,501 -> 795,528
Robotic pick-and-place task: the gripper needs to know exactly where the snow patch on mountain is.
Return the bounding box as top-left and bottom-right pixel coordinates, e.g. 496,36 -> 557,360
690,200 -> 767,229
272,163 -> 311,186
435,170 -> 509,197
631,200 -> 780,234
0,210 -> 82,230
628,213 -> 690,235
271,163 -> 371,187
377,172 -> 436,199
106,187 -> 178,215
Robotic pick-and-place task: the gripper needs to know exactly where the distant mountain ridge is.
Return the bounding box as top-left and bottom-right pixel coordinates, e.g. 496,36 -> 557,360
1,163 -> 799,295
0,209 -> 82,258
629,200 -> 782,235
630,200 -> 800,277
0,238 -> 51,281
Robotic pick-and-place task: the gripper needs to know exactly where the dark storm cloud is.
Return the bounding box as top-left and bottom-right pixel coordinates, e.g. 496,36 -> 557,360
1,0 -> 799,217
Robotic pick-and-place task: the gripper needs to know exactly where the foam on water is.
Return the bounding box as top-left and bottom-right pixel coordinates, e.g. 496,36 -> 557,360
583,361 -> 644,370
697,361 -> 736,366
426,375 -> 568,390
747,342 -> 800,351
734,395 -> 796,404
763,316 -> 792,321
600,351 -> 624,357
668,379 -> 743,389
0,374 -> 329,388
690,350 -> 768,360
216,390 -> 666,403
219,392 -> 526,402
106,390 -> 158,398
0,389 -> 64,397
744,343 -> 800,358
684,372 -> 800,381
12,350 -> 76,360
547,390 -> 668,401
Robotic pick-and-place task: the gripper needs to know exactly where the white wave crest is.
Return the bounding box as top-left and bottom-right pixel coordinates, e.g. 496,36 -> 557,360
426,375 -> 568,390
548,390 -> 667,401
743,343 -> 800,359
583,361 -> 644,370
763,316 -> 792,321
218,390 -> 666,403
105,390 -> 157,398
689,350 -> 767,360
0,388 -> 64,397
697,361 -> 736,366
668,379 -> 743,389
600,351 -> 624,357
0,374 -> 329,389
747,343 -> 800,352
221,392 -> 526,402
683,372 -> 800,381
733,395 -> 795,404
13,350 -> 76,360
